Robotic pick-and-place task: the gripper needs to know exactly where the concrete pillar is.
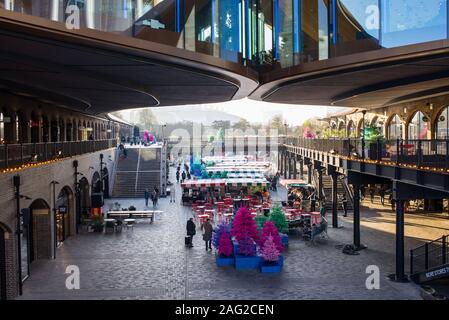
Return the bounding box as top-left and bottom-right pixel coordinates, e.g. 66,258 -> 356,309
293,155 -> 297,179
283,152 -> 288,178
288,154 -> 292,179
331,173 -> 338,228
307,164 -> 312,184
300,158 -> 304,180
318,168 -> 323,200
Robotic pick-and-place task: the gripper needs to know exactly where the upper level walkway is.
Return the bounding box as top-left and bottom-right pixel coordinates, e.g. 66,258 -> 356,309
282,137 -> 449,194
0,139 -> 117,172
3,2 -> 449,111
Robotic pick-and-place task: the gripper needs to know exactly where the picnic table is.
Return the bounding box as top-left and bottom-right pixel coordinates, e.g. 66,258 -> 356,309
107,211 -> 155,223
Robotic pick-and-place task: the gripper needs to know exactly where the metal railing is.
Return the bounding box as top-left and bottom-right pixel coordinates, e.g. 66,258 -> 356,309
410,235 -> 448,276
284,137 -> 449,168
0,139 -> 117,170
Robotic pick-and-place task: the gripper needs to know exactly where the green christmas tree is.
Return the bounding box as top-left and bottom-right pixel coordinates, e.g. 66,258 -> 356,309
255,214 -> 268,230
269,205 -> 289,234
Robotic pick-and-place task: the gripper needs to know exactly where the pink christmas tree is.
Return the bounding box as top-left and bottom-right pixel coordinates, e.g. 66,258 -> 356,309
231,206 -> 258,242
260,235 -> 280,262
259,221 -> 284,253
218,231 -> 233,257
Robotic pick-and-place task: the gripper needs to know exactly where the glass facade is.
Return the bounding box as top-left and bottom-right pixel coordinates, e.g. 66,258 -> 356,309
1,0 -> 449,68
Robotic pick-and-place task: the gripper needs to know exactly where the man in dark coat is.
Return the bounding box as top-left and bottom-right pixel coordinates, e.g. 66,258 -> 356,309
201,218 -> 213,251
186,218 -> 196,248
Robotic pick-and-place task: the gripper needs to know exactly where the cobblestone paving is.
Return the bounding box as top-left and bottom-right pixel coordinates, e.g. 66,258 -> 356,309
19,173 -> 447,300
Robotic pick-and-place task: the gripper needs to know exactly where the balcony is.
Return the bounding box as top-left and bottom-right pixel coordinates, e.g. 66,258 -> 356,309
0,139 -> 117,171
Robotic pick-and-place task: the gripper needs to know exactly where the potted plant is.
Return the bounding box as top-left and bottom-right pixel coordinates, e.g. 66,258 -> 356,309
92,216 -> 104,233
231,207 -> 260,269
258,221 -> 284,265
269,205 -> 289,247
231,207 -> 258,255
259,235 -> 282,273
216,231 -> 234,266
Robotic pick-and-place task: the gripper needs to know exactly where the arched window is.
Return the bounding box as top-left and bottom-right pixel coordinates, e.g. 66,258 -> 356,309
347,120 -> 356,137
408,111 -> 429,140
436,106 -> 449,139
388,114 -> 402,139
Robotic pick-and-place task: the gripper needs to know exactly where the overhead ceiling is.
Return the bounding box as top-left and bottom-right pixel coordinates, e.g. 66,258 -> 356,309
0,10 -> 258,115
252,40 -> 449,109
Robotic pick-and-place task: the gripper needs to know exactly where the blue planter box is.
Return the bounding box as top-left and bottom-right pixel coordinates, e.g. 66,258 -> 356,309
260,260 -> 282,273
216,255 -> 234,266
235,255 -> 261,269
233,239 -> 257,256
281,234 -> 288,247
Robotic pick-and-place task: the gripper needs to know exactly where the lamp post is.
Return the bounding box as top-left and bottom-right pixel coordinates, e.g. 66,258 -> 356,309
13,175 -> 22,296
99,153 -> 105,197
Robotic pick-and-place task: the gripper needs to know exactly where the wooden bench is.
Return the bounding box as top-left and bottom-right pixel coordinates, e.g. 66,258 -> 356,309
107,211 -> 155,223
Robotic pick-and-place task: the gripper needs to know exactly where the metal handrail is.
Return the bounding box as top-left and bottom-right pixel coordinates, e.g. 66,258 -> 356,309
0,139 -> 117,170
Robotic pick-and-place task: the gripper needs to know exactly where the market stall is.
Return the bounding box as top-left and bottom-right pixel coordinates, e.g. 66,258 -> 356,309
181,179 -> 226,205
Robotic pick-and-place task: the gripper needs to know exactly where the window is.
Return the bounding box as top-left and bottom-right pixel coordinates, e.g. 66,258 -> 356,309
388,114 -> 402,139
408,111 -> 429,140
436,106 -> 449,139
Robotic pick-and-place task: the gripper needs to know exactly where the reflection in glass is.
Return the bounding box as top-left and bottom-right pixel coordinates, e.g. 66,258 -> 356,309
408,111 -> 429,140
381,0 -> 447,48
436,106 -> 449,139
336,0 -> 381,55
388,114 -> 402,139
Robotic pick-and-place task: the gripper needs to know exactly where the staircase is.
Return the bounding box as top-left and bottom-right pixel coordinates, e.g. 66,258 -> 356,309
410,235 -> 449,284
112,147 -> 162,198
312,170 -> 354,212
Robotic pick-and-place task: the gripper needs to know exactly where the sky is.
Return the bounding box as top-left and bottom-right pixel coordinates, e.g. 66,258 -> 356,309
145,98 -> 345,126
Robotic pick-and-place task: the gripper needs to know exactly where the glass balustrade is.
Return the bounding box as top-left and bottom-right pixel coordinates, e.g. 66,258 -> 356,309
1,0 -> 449,69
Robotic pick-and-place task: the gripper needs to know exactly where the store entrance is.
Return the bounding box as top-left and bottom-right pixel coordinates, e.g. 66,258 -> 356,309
56,187 -> 73,247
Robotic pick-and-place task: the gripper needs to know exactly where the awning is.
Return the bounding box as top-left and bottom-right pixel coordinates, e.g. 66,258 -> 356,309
181,179 -> 226,188
226,178 -> 270,187
280,179 -> 314,189
205,167 -> 266,173
227,173 -> 265,179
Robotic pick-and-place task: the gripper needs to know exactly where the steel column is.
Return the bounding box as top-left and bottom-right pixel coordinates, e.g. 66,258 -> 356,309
331,173 -> 338,228
395,199 -> 406,281
353,184 -> 361,249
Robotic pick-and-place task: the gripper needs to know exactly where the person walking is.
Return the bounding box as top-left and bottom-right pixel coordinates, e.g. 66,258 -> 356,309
176,170 -> 180,184
181,171 -> 186,183
144,188 -> 150,207
186,218 -> 196,248
151,189 -> 158,208
379,188 -> 385,206
309,190 -> 317,212
201,218 -> 213,251
170,184 -> 176,203
360,185 -> 366,200
369,186 -> 375,204
341,193 -> 348,217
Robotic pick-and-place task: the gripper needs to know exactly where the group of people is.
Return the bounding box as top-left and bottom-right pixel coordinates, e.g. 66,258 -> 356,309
267,172 -> 281,191
176,162 -> 191,184
186,217 -> 213,250
144,186 -> 160,208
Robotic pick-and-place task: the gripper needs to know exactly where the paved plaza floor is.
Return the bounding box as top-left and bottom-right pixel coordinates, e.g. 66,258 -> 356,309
17,175 -> 449,300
